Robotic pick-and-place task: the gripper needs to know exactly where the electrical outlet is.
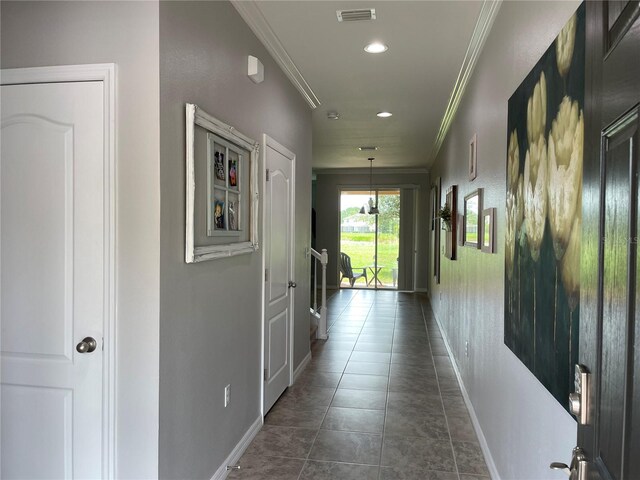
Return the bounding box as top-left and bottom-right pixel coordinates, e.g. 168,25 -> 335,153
224,384 -> 230,407
465,341 -> 469,357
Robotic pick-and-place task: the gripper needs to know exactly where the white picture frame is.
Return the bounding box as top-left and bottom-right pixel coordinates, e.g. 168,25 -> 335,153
469,133 -> 478,181
185,103 -> 259,263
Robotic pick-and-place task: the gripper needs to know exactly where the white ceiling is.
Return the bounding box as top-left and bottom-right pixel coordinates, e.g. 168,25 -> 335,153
239,1 -> 488,169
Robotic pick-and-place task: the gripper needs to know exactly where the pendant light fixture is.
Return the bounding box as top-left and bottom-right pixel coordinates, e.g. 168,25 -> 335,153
367,157 -> 379,215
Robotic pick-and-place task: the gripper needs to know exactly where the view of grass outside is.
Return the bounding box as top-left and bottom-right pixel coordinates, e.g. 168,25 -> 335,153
340,190 -> 400,288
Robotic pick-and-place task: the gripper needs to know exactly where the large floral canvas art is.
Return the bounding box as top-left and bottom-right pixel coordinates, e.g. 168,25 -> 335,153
504,4 -> 584,410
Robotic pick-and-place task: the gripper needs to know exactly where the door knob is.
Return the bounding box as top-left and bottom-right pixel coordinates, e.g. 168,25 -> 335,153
288,281 -> 297,288
76,337 -> 97,354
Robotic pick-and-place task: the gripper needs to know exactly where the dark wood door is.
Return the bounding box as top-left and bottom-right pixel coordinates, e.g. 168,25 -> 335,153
580,2 -> 640,479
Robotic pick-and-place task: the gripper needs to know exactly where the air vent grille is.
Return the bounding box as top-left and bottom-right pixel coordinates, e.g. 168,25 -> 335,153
358,146 -> 378,151
337,8 -> 376,22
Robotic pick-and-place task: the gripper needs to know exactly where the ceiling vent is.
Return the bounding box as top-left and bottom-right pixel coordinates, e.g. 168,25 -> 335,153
358,146 -> 378,151
336,8 -> 376,22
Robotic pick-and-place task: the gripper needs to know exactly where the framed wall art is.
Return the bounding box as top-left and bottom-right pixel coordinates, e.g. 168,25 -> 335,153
504,4 -> 584,410
469,133 -> 478,181
185,103 -> 259,263
432,178 -> 442,283
481,208 -> 495,253
444,185 -> 457,260
463,188 -> 482,248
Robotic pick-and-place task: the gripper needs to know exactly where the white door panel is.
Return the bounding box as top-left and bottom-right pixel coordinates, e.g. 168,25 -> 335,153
267,170 -> 290,305
263,137 -> 295,413
2,115 -> 73,359
1,81 -> 105,478
267,310 -> 288,379
2,384 -> 73,478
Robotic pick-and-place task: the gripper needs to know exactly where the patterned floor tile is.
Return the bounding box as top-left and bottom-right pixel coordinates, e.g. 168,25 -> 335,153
299,461 -> 379,480
322,406 -> 385,433
309,430 -> 382,465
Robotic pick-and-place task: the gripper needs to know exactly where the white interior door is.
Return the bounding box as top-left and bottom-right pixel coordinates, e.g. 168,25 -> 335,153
1,81 -> 105,479
263,135 -> 295,413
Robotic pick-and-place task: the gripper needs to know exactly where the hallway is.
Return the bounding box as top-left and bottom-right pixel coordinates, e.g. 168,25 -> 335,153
231,291 -> 490,479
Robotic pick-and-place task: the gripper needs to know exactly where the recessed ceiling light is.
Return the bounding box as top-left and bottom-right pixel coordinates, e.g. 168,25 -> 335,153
377,111 -> 393,118
364,42 -> 388,54
359,146 -> 378,151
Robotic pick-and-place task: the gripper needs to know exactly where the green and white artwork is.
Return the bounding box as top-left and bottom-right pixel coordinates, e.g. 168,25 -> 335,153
504,4 -> 584,411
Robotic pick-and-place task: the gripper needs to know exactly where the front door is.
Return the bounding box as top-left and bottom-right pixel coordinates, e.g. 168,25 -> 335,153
573,2 -> 640,478
1,80 -> 106,477
263,135 -> 295,413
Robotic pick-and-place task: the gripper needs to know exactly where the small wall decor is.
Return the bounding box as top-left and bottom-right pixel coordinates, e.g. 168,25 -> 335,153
444,185 -> 457,260
432,177 -> 442,284
185,103 -> 259,263
457,214 -> 464,247
431,186 -> 437,232
437,202 -> 452,231
504,4 -> 584,411
469,133 -> 478,181
463,188 -> 482,248
481,208 -> 495,253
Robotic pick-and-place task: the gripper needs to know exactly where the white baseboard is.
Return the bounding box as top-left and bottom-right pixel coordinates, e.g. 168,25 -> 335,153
292,351 -> 312,384
210,415 -> 263,480
432,312 -> 501,480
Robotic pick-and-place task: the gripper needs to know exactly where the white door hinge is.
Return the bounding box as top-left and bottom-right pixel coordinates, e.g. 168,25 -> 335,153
265,269 -> 268,282
266,169 -> 270,181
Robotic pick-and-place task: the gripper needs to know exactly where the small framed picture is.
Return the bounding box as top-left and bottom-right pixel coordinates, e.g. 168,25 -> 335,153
469,133 -> 477,181
481,207 -> 495,253
228,152 -> 239,189
214,199 -> 225,230
463,188 -> 482,248
214,147 -> 225,182
444,185 -> 457,260
228,193 -> 239,231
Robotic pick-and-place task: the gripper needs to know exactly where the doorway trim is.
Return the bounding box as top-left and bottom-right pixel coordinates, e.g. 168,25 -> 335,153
260,133 -> 296,416
2,64 -> 117,478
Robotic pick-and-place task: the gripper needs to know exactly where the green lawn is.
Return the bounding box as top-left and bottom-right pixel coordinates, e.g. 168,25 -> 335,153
340,232 -> 398,288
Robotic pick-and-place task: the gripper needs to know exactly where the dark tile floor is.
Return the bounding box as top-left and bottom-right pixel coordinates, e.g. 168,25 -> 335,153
230,290 -> 490,480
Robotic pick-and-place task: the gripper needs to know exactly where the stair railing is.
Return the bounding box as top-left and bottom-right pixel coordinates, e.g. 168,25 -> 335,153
310,248 -> 328,340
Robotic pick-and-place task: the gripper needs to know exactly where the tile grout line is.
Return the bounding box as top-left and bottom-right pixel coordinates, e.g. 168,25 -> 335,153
421,301 -> 462,480
297,289 -> 370,480
376,300 -> 398,480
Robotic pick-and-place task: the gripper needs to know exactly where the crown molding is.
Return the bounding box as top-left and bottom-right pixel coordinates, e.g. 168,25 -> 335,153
431,0 -> 502,160
231,0 -> 321,109
313,167 -> 429,176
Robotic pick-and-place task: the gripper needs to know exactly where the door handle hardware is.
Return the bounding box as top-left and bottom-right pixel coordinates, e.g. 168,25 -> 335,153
569,364 -> 590,425
550,463 -> 571,477
76,337 -> 97,354
288,281 -> 297,288
550,447 -> 587,480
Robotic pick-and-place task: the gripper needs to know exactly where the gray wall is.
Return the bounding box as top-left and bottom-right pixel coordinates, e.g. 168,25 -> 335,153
1,2 -> 161,478
315,171 -> 429,290
428,2 -> 580,478
158,2 -> 312,479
